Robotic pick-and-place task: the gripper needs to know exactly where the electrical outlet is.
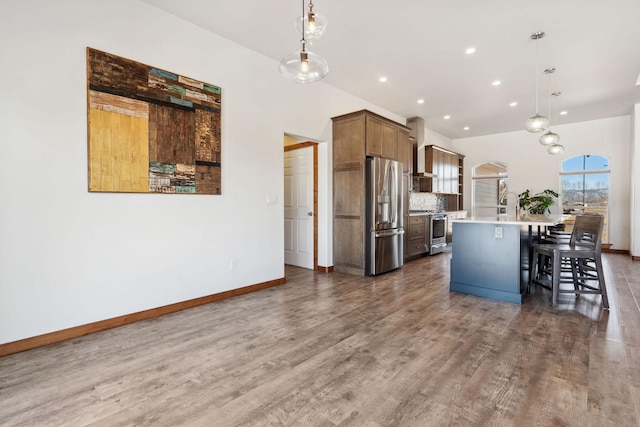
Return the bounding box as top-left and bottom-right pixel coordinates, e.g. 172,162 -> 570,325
494,226 -> 503,238
230,259 -> 237,271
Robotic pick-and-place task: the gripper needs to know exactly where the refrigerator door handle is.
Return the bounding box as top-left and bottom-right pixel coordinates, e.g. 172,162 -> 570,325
375,229 -> 405,238
389,162 -> 396,224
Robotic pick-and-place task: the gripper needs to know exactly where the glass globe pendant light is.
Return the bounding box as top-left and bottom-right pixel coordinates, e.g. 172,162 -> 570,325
280,0 -> 329,83
548,143 -> 565,155
295,1 -> 327,45
526,113 -> 549,133
279,41 -> 329,83
539,68 -> 560,146
525,32 -> 549,132
539,129 -> 559,146
547,92 -> 564,155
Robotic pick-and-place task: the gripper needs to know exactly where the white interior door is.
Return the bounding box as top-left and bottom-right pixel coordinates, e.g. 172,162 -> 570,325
284,146 -> 314,269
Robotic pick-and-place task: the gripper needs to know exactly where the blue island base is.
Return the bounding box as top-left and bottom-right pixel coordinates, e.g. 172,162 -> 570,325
450,281 -> 524,304
449,221 -> 528,304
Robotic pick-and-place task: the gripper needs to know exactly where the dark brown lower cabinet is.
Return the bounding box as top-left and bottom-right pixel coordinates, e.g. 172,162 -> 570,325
407,215 -> 428,257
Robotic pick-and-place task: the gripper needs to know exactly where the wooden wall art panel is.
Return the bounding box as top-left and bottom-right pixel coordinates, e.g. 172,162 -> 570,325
87,48 -> 222,194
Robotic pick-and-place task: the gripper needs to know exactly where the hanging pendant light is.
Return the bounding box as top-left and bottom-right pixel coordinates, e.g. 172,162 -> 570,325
525,32 -> 549,132
539,130 -> 559,146
548,143 -> 564,155
295,1 -> 327,45
547,91 -> 564,155
539,68 -> 559,146
280,0 -> 329,83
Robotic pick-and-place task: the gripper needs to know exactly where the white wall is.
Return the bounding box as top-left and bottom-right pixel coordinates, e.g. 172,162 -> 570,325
0,0 -> 404,344
425,128 -> 454,151
453,116 -> 632,250
631,104 -> 640,257
415,128 -> 453,173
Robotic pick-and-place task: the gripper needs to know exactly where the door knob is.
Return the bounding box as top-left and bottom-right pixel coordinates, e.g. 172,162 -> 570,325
307,212 -> 313,216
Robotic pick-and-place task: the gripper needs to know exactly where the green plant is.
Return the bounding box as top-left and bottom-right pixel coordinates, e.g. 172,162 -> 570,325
518,189 -> 559,214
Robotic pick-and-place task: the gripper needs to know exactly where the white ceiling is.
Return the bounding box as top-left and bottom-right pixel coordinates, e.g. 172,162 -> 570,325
142,0 -> 640,139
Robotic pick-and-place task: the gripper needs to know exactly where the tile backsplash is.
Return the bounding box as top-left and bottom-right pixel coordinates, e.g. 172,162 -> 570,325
409,179 -> 447,211
409,191 -> 445,211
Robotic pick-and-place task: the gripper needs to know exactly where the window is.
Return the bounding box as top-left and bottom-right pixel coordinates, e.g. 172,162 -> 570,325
472,162 -> 508,217
560,155 -> 610,243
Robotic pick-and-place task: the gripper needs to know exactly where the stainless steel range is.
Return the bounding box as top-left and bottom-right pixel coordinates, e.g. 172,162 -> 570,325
428,212 -> 447,255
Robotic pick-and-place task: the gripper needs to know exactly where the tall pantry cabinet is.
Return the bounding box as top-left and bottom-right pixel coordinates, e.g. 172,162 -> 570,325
332,110 -> 411,275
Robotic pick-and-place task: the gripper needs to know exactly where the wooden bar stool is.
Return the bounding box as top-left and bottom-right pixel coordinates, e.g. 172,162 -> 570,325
529,214 -> 608,309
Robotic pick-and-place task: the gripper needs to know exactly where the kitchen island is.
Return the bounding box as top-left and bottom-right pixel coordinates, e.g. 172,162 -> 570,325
449,214 -> 564,303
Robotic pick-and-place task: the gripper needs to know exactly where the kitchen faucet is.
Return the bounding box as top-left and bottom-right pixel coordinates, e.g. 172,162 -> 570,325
499,191 -> 520,217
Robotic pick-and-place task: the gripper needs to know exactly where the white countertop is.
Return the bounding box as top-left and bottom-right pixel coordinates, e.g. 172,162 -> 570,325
450,214 -> 565,226
408,210 -> 467,216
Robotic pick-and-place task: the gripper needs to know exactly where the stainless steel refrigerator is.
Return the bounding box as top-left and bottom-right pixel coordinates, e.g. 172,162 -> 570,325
365,157 -> 404,275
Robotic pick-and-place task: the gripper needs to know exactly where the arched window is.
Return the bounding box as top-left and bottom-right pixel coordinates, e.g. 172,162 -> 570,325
472,162 -> 508,217
560,155 -> 610,243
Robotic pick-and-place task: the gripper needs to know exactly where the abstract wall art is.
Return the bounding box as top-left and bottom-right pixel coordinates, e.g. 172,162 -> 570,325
87,48 -> 222,194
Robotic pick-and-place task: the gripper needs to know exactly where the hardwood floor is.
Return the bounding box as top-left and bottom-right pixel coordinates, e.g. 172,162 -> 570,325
1,253 -> 639,426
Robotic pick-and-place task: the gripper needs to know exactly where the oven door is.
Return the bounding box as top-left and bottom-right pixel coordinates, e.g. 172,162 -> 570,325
429,214 -> 447,255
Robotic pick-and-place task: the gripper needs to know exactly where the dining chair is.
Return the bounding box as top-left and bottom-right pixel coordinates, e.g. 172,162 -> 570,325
529,214 -> 608,309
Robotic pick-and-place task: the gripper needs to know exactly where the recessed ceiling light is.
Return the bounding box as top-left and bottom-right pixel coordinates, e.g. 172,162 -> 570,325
465,47 -> 476,55
417,99 -> 425,104
509,101 -> 518,107
379,76 -> 388,83
463,126 -> 470,131
444,115 -> 451,120
492,80 -> 501,86
560,110 -> 568,115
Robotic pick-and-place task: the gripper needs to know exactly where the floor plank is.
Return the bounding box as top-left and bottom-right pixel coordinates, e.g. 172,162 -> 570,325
1,253 -> 640,426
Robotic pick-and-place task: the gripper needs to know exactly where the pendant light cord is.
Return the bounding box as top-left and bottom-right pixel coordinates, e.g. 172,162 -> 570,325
547,71 -> 552,126
301,0 -> 306,47
535,38 -> 540,114
554,92 -> 560,130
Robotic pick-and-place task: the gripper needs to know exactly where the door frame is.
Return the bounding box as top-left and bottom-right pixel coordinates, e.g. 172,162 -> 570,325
284,142 -> 318,270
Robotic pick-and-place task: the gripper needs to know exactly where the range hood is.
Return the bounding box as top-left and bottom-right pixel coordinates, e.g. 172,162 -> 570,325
406,116 -> 435,178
